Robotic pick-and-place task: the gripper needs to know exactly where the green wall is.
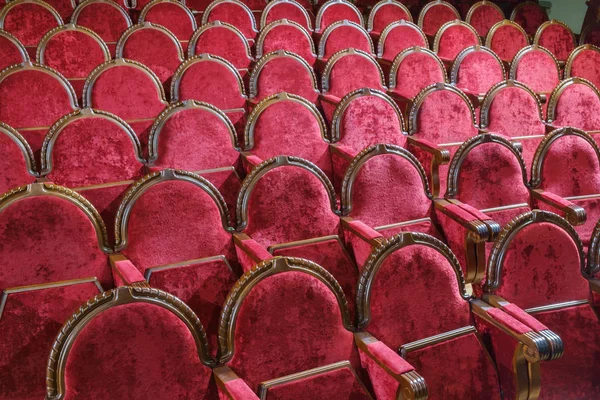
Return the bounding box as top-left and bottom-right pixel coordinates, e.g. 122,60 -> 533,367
541,0 -> 588,33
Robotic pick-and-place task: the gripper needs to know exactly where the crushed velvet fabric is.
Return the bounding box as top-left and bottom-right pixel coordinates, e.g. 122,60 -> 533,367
326,54 -> 385,98
489,24 -> 529,62
468,4 -> 504,37
0,34 -> 27,71
192,26 -> 252,70
455,50 -> 504,95
262,3 -> 311,30
512,3 -> 548,37
321,24 -> 372,60
317,3 -> 362,32
513,48 -> 560,93
1,3 -> 61,47
0,131 -> 36,193
436,24 -> 479,61
204,2 -> 256,39
40,0 -> 73,20
537,23 -> 574,62
253,56 -> 318,102
142,2 -> 196,44
420,4 -> 458,36
390,50 -> 446,99
379,24 -> 428,62
0,281 -> 102,400
358,344 -> 400,400
568,48 -> 600,89
63,302 -> 215,399
259,24 -> 316,65
72,2 -> 130,46
0,195 -> 111,288
226,271 -> 359,391
551,83 -> 600,131
371,4 -> 410,35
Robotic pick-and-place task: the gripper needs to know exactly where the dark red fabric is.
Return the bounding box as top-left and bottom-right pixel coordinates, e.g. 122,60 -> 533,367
0,128 -> 36,193
420,3 -> 459,36
0,33 -> 28,71
454,49 -> 504,95
512,3 -> 548,37
113,259 -> 145,284
223,378 -> 257,399
379,22 -> 428,62
537,23 -> 574,62
568,47 -> 600,89
485,307 -> 531,334
252,56 -> 318,102
551,82 -> 600,131
259,23 -> 316,65
390,50 -> 446,99
262,2 -> 311,30
489,23 -> 529,62
317,2 -> 362,32
41,0 -> 73,20
436,24 -> 479,61
1,2 -> 61,47
371,3 -> 411,35
358,344 -> 399,400
204,1 -> 256,39
72,1 -> 131,46
502,303 -> 548,331
142,1 -> 196,44
513,47 -> 560,94
192,25 -> 252,71
321,23 -> 372,60
468,3 -> 504,37
325,53 -> 385,98
366,341 -> 413,375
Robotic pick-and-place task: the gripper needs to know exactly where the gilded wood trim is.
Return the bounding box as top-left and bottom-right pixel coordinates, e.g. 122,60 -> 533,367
249,50 -> 317,98
116,21 -> 185,63
485,20 -> 529,50
315,0 -> 363,33
72,0 -> 133,29
509,1 -> 548,24
377,20 -> 427,59
466,1 -> 504,27
0,0 -> 63,28
589,218 -> 600,277
0,28 -> 29,63
260,0 -> 312,31
201,0 -> 258,34
256,19 -> 315,60
533,19 -> 576,53
0,121 -> 37,176
218,256 -> 354,363
479,80 -> 543,128
432,20 -> 481,54
389,46 -> 446,91
450,45 -> 505,86
188,21 -> 253,59
509,44 -> 560,82
37,24 -> 110,66
546,77 -> 600,123
318,20 -> 374,59
138,0 -> 197,32
321,48 -> 385,93
525,299 -> 589,314
399,326 -> 476,356
417,0 -> 460,30
367,0 -> 412,32
564,44 -> 600,80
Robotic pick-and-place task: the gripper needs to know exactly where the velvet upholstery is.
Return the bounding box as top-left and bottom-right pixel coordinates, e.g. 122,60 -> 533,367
487,22 -> 529,62
549,80 -> 600,131
567,46 -> 600,90
257,22 -> 316,65
71,0 -> 132,52
261,1 -> 312,31
453,47 -> 504,95
378,21 -> 428,62
316,1 -> 362,33
140,0 -> 197,46
324,51 -> 385,99
535,22 -> 575,62
0,31 -> 29,72
251,54 -> 318,102
389,48 -> 446,99
369,2 -> 411,36
320,22 -> 372,61
0,125 -> 36,193
0,1 -> 62,49
434,22 -> 480,61
190,23 -> 252,72
419,2 -> 460,36
511,46 -> 560,94
511,2 -> 548,37
467,2 -> 504,37
203,0 -> 257,40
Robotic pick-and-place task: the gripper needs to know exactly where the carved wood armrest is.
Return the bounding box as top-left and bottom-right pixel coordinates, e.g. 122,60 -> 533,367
406,137 -> 450,165
233,232 -> 272,272
530,189 -> 587,225
109,254 -> 149,288
214,366 -> 260,400
340,217 -> 385,247
433,199 -> 497,241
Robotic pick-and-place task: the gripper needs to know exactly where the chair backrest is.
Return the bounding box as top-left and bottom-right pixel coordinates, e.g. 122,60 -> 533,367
249,50 -> 319,102
0,182 -> 111,289
139,0 -> 197,47
466,1 -> 504,38
0,122 -> 37,193
315,0 -> 363,33
255,19 -> 316,64
0,29 -> 29,71
565,44 -> 600,90
219,257 -> 356,392
485,20 -> 529,62
260,0 -> 312,31
510,0 -> 549,37
389,47 -> 446,101
0,0 -> 62,51
509,44 -> 560,94
417,0 -> 460,37
45,287 -> 215,400
201,0 -> 258,40
547,77 -> 600,132
533,19 -> 576,63
188,22 -> 253,72
367,0 -> 412,34
322,48 -> 386,98
450,45 -> 505,95
71,0 -> 132,50
377,20 -> 428,61
580,21 -> 600,47
318,20 -> 374,60
433,20 -> 481,61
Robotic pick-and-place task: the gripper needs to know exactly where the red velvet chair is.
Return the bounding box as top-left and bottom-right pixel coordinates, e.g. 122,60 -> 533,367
366,0 -> 412,42
510,0 -> 549,38
320,48 -> 386,124
533,19 -> 576,66
0,122 -> 37,193
479,80 -> 548,167
314,0 -> 363,34
45,287 -> 218,400
138,0 -> 198,52
249,51 -> 319,104
417,0 -> 460,39
483,210 -> 600,400
546,77 -> 600,133
377,22 -> 429,76
82,58 -> 168,153
0,0 -> 62,59
254,19 -> 317,65
201,0 -> 258,43
318,20 -> 374,64
171,53 -> 247,133
450,45 -> 505,104
0,62 -> 78,155
565,44 -> 600,90
36,24 -> 111,99
580,21 -> 600,48
71,0 -> 132,57
260,0 -> 313,31
509,44 -> 561,107
485,19 -> 529,63
112,169 -> 240,354
465,0 -> 504,38
432,20 -> 481,65
188,22 -> 254,79
214,256 -> 425,400
0,29 -> 30,72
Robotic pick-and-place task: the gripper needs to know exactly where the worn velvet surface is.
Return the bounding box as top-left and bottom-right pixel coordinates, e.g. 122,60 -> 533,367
537,24 -> 574,62
371,4 -> 410,35
0,35 -> 27,72
514,49 -> 560,93
253,56 -> 318,102
390,51 -> 445,99
436,24 -> 479,61
250,101 -> 331,178
379,24 -> 427,62
0,132 -> 36,193
469,4 -> 504,37
262,3 -> 311,30
569,48 -> 600,89
0,282 -> 101,400
489,24 -> 528,62
0,195 -> 111,288
420,4 -> 458,36
226,271 -> 358,391
1,3 -> 60,47
193,168 -> 241,223
63,302 -> 214,400
204,2 -> 256,40
73,2 -> 130,45
321,25 -> 372,60
326,54 -> 385,98
552,83 -> 600,131
317,3 -> 362,32
260,24 -> 316,65
513,3 -> 547,37
143,3 -> 196,43
455,51 -> 504,95
193,26 -> 252,70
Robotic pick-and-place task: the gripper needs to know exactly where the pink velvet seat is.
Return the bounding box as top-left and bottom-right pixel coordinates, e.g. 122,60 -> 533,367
450,45 -> 505,101
255,19 -> 316,65
318,20 -> 374,62
433,20 -> 481,63
486,19 -> 529,62
534,19 -> 576,65
483,210 -> 600,400
71,0 -> 132,57
509,44 -> 560,103
0,29 -> 30,72
138,0 -> 198,52
367,0 -> 412,40
45,286 -> 217,400
546,77 -> 600,133
0,62 -> 78,155
376,20 -> 429,71
565,44 -> 600,89
114,169 -> 240,353
36,24 -> 111,99
188,22 -> 253,78
479,80 -> 547,167
201,0 -> 258,42
260,0 -> 313,31
82,58 -> 169,153
466,0 -> 504,38
417,0 -> 460,38
0,122 -> 37,193
249,51 -> 319,103
314,0 -> 363,34
0,0 -> 63,59
510,0 -> 549,38
580,21 -> 600,48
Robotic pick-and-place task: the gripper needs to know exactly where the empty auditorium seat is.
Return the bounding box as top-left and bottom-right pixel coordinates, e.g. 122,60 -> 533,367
318,20 -> 374,63
565,44 -> 600,89
188,22 -> 253,78
314,0 -> 363,34
580,21 -> 600,48
534,19 -> 576,66
417,0 -> 460,38
433,20 -> 481,64
201,0 -> 258,43
450,45 -> 505,103
367,0 -> 412,41
260,0 -> 313,31
465,0 -> 504,38
0,0 -> 63,59
83,58 -> 168,151
483,210 -> 600,400
486,19 -> 529,63
71,0 -> 132,57
36,24 -> 111,98
138,0 -> 197,52
376,21 -> 429,72
0,122 -> 37,193
547,77 -> 600,132
0,29 -> 30,72
45,287 -> 217,399
509,44 -> 561,104
0,62 -> 78,154
510,0 -> 549,38
249,51 -> 319,103
255,19 -> 316,65
215,257 -> 424,399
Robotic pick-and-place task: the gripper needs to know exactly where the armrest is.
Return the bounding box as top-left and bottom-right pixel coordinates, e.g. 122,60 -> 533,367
434,199 -> 496,240
233,232 -> 272,272
355,332 -> 427,400
406,136 -> 450,164
331,144 -> 358,196
241,152 -> 263,173
341,217 -> 384,270
109,254 -> 149,288
407,137 -> 450,197
530,189 -> 586,225
213,366 -> 260,400
319,93 -> 341,106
